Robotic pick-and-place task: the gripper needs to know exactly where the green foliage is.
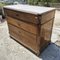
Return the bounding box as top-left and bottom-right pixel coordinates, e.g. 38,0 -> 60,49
26,0 -> 60,5
26,0 -> 40,5
57,0 -> 60,2
0,3 -> 6,7
27,0 -> 33,4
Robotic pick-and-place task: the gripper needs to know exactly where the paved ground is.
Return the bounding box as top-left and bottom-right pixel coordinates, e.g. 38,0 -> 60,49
51,10 -> 60,43
40,43 -> 60,60
0,10 -> 60,60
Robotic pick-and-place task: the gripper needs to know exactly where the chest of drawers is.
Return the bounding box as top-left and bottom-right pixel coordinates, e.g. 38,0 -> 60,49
4,4 -> 55,55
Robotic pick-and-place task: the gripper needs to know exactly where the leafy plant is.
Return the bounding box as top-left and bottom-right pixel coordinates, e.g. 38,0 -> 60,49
26,0 -> 60,6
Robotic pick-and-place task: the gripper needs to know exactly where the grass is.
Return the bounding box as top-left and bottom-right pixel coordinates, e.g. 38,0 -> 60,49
0,2 -> 6,7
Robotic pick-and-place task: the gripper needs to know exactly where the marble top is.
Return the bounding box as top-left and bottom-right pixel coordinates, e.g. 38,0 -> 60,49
4,4 -> 55,15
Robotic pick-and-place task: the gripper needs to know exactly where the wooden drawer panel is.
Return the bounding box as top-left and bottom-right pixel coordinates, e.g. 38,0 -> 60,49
9,30 -> 20,41
4,9 -> 39,24
40,11 -> 55,24
8,24 -> 20,41
8,24 -> 39,53
8,24 -> 20,35
7,16 -> 38,34
19,20 -> 38,35
19,29 -> 39,53
7,16 -> 20,28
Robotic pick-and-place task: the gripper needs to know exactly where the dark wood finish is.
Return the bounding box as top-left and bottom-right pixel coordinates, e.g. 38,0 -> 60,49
4,7 -> 55,55
4,8 -> 39,24
7,16 -> 38,34
8,24 -> 39,54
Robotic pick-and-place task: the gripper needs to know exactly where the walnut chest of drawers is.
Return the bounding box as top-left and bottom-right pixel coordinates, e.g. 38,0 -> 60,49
4,4 -> 55,55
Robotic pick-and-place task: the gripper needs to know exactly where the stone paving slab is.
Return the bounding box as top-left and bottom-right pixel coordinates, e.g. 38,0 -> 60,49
51,10 -> 60,43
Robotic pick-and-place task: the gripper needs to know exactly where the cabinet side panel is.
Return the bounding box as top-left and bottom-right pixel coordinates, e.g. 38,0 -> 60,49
39,19 -> 54,51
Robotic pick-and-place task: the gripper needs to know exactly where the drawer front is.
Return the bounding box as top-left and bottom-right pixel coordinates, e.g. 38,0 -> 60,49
8,24 -> 39,53
19,29 -> 39,52
7,16 -> 20,28
7,16 -> 38,34
9,30 -> 20,41
19,20 -> 38,35
8,24 -> 20,35
40,19 -> 53,48
8,24 -> 20,41
39,10 -> 55,24
4,9 -> 39,24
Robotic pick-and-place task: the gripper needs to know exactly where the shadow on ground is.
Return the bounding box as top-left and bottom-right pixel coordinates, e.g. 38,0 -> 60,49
39,43 -> 60,60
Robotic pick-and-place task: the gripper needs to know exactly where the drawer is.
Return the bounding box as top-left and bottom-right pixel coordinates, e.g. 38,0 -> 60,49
39,10 -> 55,24
8,24 -> 39,53
8,24 -> 20,35
7,16 -> 38,34
7,16 -> 20,28
8,24 -> 20,41
4,8 -> 39,24
19,20 -> 38,35
19,29 -> 39,53
9,30 -> 20,41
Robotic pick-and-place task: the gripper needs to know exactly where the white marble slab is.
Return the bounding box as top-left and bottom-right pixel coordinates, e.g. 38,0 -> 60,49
4,4 -> 55,15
